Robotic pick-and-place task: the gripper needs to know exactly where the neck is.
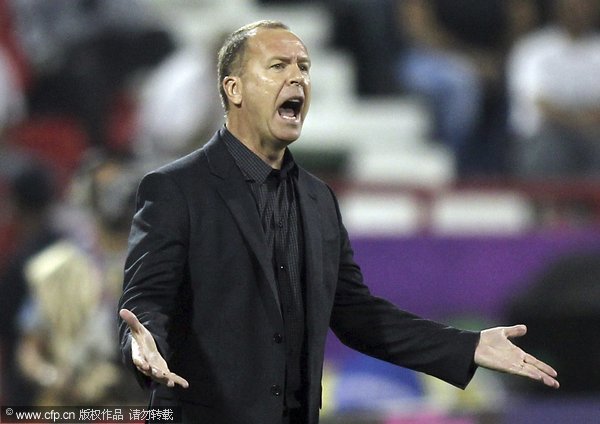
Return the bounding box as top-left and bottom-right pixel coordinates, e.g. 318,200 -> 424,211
250,140 -> 285,170
225,122 -> 286,169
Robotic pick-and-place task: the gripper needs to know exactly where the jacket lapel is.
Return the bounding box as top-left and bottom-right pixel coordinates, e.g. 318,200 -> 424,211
296,169 -> 327,419
296,169 -> 324,327
204,134 -> 283,324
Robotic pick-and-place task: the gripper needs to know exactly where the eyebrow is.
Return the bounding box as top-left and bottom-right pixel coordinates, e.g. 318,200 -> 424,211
270,56 -> 311,65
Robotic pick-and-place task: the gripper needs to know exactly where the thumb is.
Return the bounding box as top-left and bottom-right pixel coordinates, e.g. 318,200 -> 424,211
120,308 -> 144,334
504,324 -> 527,339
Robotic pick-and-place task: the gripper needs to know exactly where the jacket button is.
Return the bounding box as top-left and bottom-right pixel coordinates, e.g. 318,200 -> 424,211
273,333 -> 283,343
270,384 -> 282,396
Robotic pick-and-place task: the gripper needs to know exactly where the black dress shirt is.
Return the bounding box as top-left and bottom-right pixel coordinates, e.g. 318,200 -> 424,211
222,127 -> 307,409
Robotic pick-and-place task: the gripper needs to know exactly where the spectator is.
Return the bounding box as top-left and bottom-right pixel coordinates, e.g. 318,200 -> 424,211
16,155 -> 146,406
0,45 -> 25,136
260,0 -> 401,96
133,35 -> 224,170
0,156 -> 61,405
394,0 -> 539,175
508,0 -> 600,178
326,0 -> 401,96
17,240 -> 110,405
7,0 -> 175,150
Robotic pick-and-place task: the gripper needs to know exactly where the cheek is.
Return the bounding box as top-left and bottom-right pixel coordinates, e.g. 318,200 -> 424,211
246,79 -> 279,111
254,74 -> 278,92
303,86 -> 312,117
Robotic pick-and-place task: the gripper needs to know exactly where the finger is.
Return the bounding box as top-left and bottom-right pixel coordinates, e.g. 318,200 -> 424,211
524,353 -> 558,378
133,356 -> 151,372
519,363 -> 543,382
513,354 -> 560,389
522,363 -> 560,389
504,324 -> 527,339
120,308 -> 144,334
540,373 -> 560,389
543,375 -> 560,389
160,370 -> 189,389
167,372 -> 189,389
150,367 -> 190,389
133,358 -> 150,371
134,361 -> 153,377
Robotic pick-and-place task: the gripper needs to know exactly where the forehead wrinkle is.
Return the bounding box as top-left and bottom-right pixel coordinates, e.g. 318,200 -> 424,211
268,54 -> 311,65
253,29 -> 308,55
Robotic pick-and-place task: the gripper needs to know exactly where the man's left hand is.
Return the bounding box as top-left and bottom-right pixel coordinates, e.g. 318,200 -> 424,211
474,324 -> 559,389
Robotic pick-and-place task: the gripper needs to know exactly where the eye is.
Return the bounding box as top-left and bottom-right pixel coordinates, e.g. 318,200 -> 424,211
270,63 -> 285,70
299,63 -> 310,73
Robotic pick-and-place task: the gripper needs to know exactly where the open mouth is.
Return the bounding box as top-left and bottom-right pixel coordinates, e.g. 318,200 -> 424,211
278,97 -> 303,120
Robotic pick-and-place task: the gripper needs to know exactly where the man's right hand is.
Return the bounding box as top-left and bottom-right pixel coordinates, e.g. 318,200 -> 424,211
119,308 -> 189,389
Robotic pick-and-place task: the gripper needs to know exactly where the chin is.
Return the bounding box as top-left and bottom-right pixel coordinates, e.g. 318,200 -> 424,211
279,134 -> 301,145
275,129 -> 302,144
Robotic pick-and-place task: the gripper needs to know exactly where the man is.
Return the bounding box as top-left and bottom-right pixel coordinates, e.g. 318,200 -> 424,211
118,20 -> 558,424
508,0 -> 600,177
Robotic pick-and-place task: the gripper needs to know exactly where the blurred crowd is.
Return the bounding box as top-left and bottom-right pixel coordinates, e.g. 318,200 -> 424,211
321,0 -> 600,177
0,0 -> 224,407
1,0 -> 600,410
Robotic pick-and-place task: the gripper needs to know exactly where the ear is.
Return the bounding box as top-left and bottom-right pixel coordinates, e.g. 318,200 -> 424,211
223,76 -> 242,107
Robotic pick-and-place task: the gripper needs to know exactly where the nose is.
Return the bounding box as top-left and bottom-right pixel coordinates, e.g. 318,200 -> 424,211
288,65 -> 307,86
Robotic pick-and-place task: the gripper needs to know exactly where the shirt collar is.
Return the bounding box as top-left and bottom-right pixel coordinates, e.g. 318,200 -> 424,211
221,126 -> 297,183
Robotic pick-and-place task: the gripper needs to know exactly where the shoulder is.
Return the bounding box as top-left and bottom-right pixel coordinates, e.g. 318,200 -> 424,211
297,166 -> 341,212
508,27 -> 566,79
298,166 -> 334,196
511,27 -> 566,58
144,131 -> 223,184
135,149 -> 206,198
156,146 -> 208,176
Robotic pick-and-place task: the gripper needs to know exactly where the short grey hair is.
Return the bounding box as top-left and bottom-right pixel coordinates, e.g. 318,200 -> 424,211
217,20 -> 290,111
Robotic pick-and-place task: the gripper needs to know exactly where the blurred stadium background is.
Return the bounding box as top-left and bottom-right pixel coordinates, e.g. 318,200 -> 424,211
1,0 -> 599,423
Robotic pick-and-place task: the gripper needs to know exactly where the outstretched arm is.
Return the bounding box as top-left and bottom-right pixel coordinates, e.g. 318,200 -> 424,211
474,324 -> 559,389
119,309 -> 189,389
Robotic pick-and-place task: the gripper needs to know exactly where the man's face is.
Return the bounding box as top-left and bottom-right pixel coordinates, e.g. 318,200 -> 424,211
228,28 -> 311,147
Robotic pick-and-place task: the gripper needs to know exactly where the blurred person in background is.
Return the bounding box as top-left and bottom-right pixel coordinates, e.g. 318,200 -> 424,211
326,0 -> 400,96
259,0 -> 398,97
394,0 -> 540,176
0,42 -> 25,138
259,0 -> 401,97
508,0 -> 600,178
6,0 -> 175,151
132,33 -> 224,170
17,240 -> 112,405
0,31 -> 26,276
15,155 -> 146,405
118,21 -> 558,424
0,156 -> 61,405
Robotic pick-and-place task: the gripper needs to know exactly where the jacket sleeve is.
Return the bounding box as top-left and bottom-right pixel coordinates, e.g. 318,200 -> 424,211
327,189 -> 480,389
117,171 -> 190,386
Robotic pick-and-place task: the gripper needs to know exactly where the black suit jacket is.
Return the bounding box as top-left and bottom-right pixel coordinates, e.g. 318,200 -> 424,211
118,131 -> 480,424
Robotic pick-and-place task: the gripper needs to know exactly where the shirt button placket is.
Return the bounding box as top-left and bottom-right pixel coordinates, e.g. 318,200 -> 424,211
270,384 -> 282,397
